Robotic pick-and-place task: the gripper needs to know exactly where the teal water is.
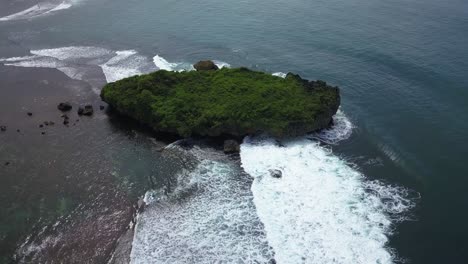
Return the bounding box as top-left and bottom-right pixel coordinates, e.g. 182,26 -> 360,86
1,0 -> 467,263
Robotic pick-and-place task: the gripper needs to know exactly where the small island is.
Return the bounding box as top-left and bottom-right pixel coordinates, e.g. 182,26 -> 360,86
101,61 -> 340,138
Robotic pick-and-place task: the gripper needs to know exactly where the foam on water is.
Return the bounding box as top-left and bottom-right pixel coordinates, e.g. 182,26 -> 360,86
152,55 -> 194,72
131,146 -> 274,263
30,46 -> 112,60
0,1 -> 77,22
309,109 -> 354,144
240,137 -> 415,264
1,47 -> 228,90
100,50 -> 156,83
0,46 -> 160,91
213,60 -> 231,69
272,72 -> 287,78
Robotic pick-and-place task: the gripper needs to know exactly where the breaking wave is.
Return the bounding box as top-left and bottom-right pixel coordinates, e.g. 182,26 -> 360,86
0,47 -> 164,92
0,0 -> 78,22
0,46 -> 235,93
240,136 -> 416,264
309,109 -> 354,144
131,146 -> 274,263
272,72 -> 287,78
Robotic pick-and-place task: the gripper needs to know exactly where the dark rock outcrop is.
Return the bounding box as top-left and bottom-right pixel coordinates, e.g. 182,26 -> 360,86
269,169 -> 282,178
62,114 -> 70,125
27,112 -> 33,116
193,60 -> 219,71
0,126 -> 6,132
223,139 -> 240,153
58,102 -> 72,111
78,105 -> 94,116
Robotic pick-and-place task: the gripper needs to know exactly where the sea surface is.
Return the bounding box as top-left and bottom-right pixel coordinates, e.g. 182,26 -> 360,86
0,0 -> 467,263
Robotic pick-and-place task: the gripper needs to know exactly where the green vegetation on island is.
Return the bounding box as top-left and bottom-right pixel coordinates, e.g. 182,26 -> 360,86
101,62 -> 340,138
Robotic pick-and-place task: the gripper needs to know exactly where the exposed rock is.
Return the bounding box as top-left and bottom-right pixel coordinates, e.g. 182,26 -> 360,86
269,169 -> 282,178
57,102 -> 72,111
44,121 -> 49,126
41,132 -> 46,135
137,198 -> 146,214
39,124 -> 44,128
4,161 -> 10,166
27,112 -> 33,116
193,60 -> 219,71
16,129 -> 20,133
223,139 -> 240,153
78,105 -> 94,116
0,126 -> 6,132
62,114 -> 70,125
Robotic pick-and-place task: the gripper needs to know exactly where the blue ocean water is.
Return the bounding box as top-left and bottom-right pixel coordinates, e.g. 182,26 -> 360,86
1,0 -> 467,263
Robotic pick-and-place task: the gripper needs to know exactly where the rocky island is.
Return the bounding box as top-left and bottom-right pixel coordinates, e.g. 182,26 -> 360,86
101,61 -> 340,138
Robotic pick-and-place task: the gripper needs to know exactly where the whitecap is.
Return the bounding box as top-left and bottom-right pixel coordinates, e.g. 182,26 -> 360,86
240,137 -> 416,264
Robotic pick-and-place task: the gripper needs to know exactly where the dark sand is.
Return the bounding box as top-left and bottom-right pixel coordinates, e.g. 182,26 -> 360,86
0,65 -> 137,263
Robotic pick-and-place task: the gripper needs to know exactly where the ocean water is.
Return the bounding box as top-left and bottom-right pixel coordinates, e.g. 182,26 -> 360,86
1,0 -> 468,263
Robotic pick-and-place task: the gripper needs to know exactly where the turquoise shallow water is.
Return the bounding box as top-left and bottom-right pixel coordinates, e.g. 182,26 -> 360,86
1,0 -> 468,262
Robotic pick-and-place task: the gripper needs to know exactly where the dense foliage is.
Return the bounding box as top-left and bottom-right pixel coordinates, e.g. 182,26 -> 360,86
101,67 -> 340,137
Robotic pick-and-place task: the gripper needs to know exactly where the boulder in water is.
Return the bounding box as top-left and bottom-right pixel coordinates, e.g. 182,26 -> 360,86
194,60 -> 219,71
58,102 -> 72,111
78,105 -> 94,116
223,139 -> 240,153
269,169 -> 282,178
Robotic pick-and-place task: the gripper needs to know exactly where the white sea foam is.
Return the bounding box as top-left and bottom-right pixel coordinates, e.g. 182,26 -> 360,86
272,72 -> 287,78
0,46 -> 161,91
100,50 -> 155,83
48,2 -> 72,12
309,109 -> 354,144
30,46 -> 112,60
152,55 -> 194,72
240,137 -> 415,264
213,60 -> 231,69
0,1 -> 76,22
152,55 -> 179,71
131,147 -> 273,263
